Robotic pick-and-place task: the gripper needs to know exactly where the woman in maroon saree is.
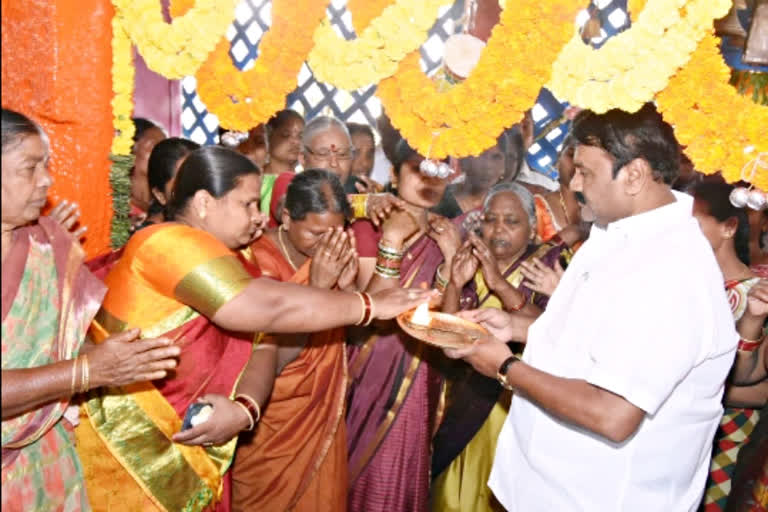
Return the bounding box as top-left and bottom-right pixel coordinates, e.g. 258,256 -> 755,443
346,139 -> 460,512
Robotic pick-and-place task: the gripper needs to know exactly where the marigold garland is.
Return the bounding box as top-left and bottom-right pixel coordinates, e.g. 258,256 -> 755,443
109,14 -> 136,246
548,0 -> 731,114
113,0 -> 237,79
656,33 -> 768,191
188,0 -> 330,131
110,16 -> 135,156
347,0 -> 393,33
308,0 -> 452,91
376,1 -> 581,158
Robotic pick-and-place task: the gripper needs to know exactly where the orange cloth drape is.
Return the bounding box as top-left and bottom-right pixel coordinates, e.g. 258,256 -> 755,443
534,194 -> 561,243
1,0 -> 114,257
232,235 -> 348,512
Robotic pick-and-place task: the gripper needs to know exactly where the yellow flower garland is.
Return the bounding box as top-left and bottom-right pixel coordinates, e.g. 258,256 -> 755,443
548,0 -> 731,114
376,1 -> 581,158
657,33 -> 768,191
190,0 -> 330,131
347,0 -> 393,33
307,0 -> 452,91
110,16 -> 135,155
113,0 -> 238,79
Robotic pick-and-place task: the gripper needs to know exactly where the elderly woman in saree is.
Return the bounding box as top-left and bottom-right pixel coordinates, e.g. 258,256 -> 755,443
73,145 -> 430,512
1,108 -> 181,512
432,182 -> 571,512
233,169 -> 358,511
345,139 -> 461,512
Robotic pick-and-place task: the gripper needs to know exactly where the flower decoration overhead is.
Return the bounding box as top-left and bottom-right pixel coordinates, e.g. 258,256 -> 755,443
307,0 -> 452,91
548,0 -> 731,114
113,0 -> 238,79
376,1 -> 581,158
187,0 -> 330,131
347,0 -> 394,33
657,33 -> 768,190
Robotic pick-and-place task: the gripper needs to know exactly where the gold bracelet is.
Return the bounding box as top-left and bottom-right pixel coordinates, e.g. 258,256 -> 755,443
235,393 -> 262,423
365,293 -> 376,326
349,194 -> 369,219
70,356 -> 80,396
377,242 -> 404,260
374,266 -> 401,279
80,354 -> 90,393
232,400 -> 255,431
435,264 -> 449,290
354,292 -> 367,325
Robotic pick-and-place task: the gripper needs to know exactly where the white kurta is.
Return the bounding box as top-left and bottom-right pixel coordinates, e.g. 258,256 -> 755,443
489,191 -> 738,512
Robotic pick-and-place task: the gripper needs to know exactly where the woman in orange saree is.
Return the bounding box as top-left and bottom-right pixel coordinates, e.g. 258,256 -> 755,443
233,169 -> 356,511
74,147 -> 430,512
1,109 -> 180,512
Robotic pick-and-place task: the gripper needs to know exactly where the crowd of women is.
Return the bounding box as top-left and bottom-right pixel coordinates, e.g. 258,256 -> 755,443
2,104 -> 766,512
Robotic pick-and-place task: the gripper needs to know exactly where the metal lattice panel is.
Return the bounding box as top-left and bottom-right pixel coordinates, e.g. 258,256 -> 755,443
182,0 -> 465,144
527,0 -> 630,180
181,0 -> 271,144
181,0 -> 632,180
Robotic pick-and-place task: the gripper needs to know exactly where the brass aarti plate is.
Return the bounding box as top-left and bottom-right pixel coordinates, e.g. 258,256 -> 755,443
397,306 -> 491,349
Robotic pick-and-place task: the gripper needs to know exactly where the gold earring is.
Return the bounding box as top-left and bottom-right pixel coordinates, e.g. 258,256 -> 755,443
200,210 -> 207,220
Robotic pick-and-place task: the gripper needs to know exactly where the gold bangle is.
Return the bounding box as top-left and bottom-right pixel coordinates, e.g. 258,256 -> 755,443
354,292 -> 367,325
235,393 -> 261,423
80,354 -> 90,393
70,356 -> 80,396
365,293 -> 376,326
349,194 -> 368,219
232,400 -> 255,431
377,242 -> 404,260
374,266 -> 401,279
435,264 -> 449,290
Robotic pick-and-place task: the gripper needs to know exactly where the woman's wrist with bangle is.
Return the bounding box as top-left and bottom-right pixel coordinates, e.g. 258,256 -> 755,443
76,354 -> 90,393
233,394 -> 261,431
379,237 -> 405,251
354,292 -> 374,326
375,241 -> 403,280
501,284 -> 527,311
738,332 -> 766,352
70,356 -> 80,396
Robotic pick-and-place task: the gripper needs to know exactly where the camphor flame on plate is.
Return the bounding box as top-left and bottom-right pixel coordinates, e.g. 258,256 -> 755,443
410,302 -> 431,326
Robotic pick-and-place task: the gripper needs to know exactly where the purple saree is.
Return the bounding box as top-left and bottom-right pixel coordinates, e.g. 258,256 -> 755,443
346,220 -> 445,512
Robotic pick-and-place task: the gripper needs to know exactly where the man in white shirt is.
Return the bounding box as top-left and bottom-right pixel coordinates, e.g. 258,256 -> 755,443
447,104 -> 738,511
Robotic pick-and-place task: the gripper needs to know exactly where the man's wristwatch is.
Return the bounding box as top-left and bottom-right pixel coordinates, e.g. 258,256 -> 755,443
497,355 -> 520,391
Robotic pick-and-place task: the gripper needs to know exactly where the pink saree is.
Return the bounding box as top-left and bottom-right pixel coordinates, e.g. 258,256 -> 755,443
1,217 -> 105,511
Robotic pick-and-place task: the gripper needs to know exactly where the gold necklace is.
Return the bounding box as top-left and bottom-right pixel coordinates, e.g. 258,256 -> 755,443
559,188 -> 572,226
278,225 -> 299,270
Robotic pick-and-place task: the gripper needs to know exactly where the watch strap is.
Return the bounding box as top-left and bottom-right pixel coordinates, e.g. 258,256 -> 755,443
497,355 -> 519,390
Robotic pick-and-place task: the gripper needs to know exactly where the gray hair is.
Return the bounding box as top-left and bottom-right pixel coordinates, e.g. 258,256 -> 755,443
482,182 -> 537,233
301,115 -> 352,150
1,108 -> 50,154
